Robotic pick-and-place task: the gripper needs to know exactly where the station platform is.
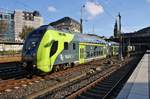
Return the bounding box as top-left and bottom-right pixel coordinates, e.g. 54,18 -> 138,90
117,50 -> 150,99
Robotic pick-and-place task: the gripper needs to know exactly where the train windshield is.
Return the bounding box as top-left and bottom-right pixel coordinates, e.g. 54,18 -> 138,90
23,26 -> 48,52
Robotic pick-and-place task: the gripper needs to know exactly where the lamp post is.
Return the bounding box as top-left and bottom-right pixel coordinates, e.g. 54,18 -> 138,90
120,34 -> 124,61
80,5 -> 85,33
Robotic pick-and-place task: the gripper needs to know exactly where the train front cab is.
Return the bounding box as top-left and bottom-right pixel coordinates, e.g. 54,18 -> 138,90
36,30 -> 74,73
22,26 -> 47,69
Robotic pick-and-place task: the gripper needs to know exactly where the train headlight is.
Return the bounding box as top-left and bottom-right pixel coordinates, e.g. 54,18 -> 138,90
31,41 -> 36,47
28,47 -> 31,50
33,64 -> 36,67
32,53 -> 36,57
23,62 -> 27,67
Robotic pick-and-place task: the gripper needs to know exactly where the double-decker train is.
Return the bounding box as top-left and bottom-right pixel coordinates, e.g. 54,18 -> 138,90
22,25 -> 119,74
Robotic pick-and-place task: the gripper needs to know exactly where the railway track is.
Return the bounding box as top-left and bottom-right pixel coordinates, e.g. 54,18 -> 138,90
0,55 -> 142,99
0,58 -> 110,92
0,62 -> 26,80
0,55 -> 22,79
0,57 -> 106,80
27,57 -> 135,99
66,56 -> 142,99
0,57 -> 118,98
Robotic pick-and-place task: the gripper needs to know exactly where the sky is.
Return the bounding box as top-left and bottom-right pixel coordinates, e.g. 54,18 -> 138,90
0,0 -> 150,37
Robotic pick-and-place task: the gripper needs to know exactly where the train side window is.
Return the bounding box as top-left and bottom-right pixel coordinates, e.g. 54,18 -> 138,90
64,42 -> 68,50
73,43 -> 76,50
94,51 -> 95,56
97,51 -> 99,56
0,14 -> 2,19
86,52 -> 90,58
99,51 -> 101,55
50,41 -> 58,57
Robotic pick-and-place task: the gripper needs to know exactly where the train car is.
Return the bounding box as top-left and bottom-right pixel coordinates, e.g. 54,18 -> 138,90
105,41 -> 119,57
22,25 -> 118,74
110,42 -> 119,56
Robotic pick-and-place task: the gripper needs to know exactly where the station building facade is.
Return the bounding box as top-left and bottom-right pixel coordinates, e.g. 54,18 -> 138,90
49,17 -> 81,33
0,10 -> 43,42
0,11 -> 15,41
14,10 -> 43,41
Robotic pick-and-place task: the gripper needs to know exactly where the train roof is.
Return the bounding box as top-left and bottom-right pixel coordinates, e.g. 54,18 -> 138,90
73,33 -> 107,44
44,25 -> 119,45
46,25 -> 107,44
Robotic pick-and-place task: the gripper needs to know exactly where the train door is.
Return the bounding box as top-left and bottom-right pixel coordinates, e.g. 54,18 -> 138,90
79,44 -> 85,64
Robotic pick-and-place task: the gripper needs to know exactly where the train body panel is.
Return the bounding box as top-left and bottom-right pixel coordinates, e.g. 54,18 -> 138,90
79,43 -> 107,63
54,41 -> 79,65
79,44 -> 86,63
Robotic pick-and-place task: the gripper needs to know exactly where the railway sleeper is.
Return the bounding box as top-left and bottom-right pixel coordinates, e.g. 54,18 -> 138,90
75,94 -> 94,99
99,81 -> 116,85
92,86 -> 111,90
94,85 -> 113,90
79,91 -> 104,99
101,78 -> 121,84
89,87 -> 109,92
89,89 -> 111,96
87,88 -> 109,94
